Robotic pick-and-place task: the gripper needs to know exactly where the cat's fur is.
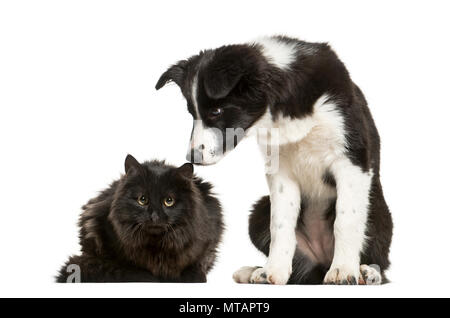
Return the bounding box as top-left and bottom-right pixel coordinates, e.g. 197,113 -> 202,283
56,155 -> 223,283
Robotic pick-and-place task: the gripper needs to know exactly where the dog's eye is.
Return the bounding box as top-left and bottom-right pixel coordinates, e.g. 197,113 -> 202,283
209,107 -> 223,117
163,196 -> 175,207
137,195 -> 149,206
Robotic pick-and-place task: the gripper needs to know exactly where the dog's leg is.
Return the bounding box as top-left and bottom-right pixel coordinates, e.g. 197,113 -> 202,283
250,168 -> 300,285
323,158 -> 372,285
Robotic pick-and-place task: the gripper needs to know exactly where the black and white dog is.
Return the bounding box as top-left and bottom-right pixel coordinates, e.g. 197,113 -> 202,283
156,36 -> 393,285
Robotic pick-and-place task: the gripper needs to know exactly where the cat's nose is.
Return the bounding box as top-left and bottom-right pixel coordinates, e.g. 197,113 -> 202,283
186,147 -> 203,164
150,212 -> 159,222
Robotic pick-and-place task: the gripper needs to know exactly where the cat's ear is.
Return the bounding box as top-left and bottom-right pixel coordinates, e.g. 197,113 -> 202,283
177,163 -> 193,179
155,60 -> 188,90
125,154 -> 141,175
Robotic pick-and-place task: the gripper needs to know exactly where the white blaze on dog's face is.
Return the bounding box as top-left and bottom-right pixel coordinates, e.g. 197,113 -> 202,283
186,74 -> 225,165
189,119 -> 224,165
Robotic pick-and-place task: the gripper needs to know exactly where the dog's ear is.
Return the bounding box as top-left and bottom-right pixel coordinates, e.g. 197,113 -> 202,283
203,56 -> 244,100
203,45 -> 260,100
155,60 -> 188,90
203,65 -> 244,99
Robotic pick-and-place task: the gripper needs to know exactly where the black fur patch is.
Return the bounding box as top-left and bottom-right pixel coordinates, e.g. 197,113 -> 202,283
322,171 -> 336,188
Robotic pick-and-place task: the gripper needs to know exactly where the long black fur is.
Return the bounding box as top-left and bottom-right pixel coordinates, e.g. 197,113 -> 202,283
56,155 -> 223,283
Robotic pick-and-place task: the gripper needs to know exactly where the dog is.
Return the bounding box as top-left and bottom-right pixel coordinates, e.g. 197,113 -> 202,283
156,35 -> 393,285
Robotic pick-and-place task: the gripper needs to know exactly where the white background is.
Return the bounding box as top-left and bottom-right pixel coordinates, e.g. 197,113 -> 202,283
1,0 -> 449,298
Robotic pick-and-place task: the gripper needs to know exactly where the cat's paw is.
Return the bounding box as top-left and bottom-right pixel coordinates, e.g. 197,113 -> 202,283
359,264 -> 382,285
233,266 -> 260,284
250,265 -> 291,285
324,265 -> 360,285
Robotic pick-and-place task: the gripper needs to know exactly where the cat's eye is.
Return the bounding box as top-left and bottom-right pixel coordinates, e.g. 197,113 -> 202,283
163,196 -> 175,207
137,195 -> 149,206
209,107 -> 223,118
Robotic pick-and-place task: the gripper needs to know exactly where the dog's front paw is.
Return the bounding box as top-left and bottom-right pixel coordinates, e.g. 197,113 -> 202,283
250,264 -> 291,285
233,266 -> 260,284
324,265 -> 360,285
359,264 -> 382,285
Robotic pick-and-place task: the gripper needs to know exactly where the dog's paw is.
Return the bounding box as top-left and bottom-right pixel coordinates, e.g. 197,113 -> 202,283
359,264 -> 382,285
233,266 -> 260,284
250,265 -> 291,285
250,267 -> 269,284
324,265 -> 360,285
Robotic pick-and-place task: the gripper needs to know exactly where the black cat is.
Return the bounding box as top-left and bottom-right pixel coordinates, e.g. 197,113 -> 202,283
56,155 -> 223,283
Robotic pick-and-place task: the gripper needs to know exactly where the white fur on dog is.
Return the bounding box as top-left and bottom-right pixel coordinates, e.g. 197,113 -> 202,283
253,37 -> 297,70
245,94 -> 371,285
191,73 -> 200,118
189,73 -> 222,164
251,166 -> 300,285
323,161 -> 372,284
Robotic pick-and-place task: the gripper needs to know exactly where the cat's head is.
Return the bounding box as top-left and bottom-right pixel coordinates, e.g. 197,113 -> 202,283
109,154 -> 198,246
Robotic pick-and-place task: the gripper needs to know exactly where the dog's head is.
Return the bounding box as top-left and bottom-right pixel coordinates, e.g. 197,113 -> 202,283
156,45 -> 269,165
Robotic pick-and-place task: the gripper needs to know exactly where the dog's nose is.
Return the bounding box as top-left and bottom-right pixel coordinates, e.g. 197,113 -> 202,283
186,148 -> 203,164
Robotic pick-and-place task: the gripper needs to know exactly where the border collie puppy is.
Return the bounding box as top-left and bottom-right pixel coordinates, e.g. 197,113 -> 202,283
156,36 -> 393,285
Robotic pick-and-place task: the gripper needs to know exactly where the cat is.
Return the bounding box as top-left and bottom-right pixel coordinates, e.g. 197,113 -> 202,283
56,154 -> 224,283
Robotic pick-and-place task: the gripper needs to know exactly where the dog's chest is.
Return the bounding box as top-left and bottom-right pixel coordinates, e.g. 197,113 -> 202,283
280,125 -> 340,202
281,127 -> 340,266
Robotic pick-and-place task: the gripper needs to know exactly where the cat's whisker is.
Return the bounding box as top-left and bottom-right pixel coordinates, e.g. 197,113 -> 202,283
167,224 -> 175,235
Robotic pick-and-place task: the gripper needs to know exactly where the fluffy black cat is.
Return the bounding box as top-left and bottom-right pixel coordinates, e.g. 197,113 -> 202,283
56,155 -> 223,283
